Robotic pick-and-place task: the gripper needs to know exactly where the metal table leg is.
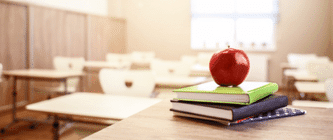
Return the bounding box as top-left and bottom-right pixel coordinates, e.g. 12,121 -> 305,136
1,77 -> 52,134
53,115 -> 60,140
1,77 -> 18,134
64,78 -> 68,94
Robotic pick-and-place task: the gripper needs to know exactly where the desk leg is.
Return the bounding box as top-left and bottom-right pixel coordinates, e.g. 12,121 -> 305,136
64,79 -> 68,94
53,115 -> 60,140
1,77 -> 18,134
80,76 -> 83,92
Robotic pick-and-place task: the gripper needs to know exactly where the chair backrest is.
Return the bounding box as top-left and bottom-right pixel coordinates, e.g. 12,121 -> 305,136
99,69 -> 155,98
106,53 -> 131,63
131,51 -> 155,63
106,53 -> 132,69
70,57 -> 85,71
325,78 -> 333,102
306,59 -> 331,77
53,56 -> 85,88
308,62 -> 333,82
53,56 -> 71,71
287,53 -> 317,70
151,59 -> 192,77
53,56 -> 85,71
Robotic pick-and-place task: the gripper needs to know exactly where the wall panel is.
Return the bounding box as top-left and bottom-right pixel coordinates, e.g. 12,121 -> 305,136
85,16 -> 126,93
0,3 -> 28,106
66,13 -> 86,58
31,7 -> 86,69
87,16 -> 126,61
108,18 -> 126,54
0,1 -> 127,109
30,6 -> 87,102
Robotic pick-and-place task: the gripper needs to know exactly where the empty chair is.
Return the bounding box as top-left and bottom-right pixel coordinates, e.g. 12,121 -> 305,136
106,53 -> 132,69
151,59 -> 192,77
131,51 -> 155,63
66,57 -> 85,90
99,69 -> 156,98
287,53 -> 317,70
151,59 -> 209,87
70,57 -> 85,71
292,78 -> 333,108
53,56 -> 71,71
306,62 -> 332,82
130,51 -> 155,69
34,57 -> 85,95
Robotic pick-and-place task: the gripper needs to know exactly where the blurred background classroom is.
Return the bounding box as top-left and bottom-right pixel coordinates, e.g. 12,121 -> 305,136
1,0 -> 333,139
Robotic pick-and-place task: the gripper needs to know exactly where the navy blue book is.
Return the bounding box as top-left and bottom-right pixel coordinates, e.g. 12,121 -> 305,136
170,94 -> 289,121
171,107 -> 306,126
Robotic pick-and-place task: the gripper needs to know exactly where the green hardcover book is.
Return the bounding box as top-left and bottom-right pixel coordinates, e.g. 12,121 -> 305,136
173,81 -> 278,105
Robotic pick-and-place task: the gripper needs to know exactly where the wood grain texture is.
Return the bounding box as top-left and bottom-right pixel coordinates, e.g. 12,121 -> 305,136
83,100 -> 333,140
0,1 -> 127,110
30,6 -> 66,69
87,16 -> 126,61
0,3 -> 28,106
31,6 -> 87,69
107,18 -> 126,54
65,13 -> 86,58
85,16 -> 126,92
29,7 -> 87,102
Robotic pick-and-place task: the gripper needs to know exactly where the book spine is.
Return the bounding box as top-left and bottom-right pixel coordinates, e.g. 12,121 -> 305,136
248,83 -> 279,104
232,95 -> 288,121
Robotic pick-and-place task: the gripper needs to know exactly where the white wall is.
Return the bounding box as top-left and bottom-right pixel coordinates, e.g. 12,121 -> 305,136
122,0 -> 332,87
8,0 -> 108,16
108,0 -> 123,18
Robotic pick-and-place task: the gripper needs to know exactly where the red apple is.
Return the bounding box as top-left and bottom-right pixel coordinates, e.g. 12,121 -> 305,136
209,46 -> 250,86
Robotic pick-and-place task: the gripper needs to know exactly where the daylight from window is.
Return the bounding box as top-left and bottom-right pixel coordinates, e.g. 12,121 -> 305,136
191,0 -> 278,51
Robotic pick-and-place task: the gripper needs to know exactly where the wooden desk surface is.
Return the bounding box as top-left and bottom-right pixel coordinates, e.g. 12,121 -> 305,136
155,76 -> 212,87
83,100 -> 333,140
2,69 -> 84,79
26,92 -> 162,120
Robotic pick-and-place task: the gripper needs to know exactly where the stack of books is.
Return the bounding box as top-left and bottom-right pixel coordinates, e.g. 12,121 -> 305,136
170,81 -> 306,125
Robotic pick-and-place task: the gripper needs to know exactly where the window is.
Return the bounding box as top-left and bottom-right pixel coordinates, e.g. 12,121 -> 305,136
191,0 -> 279,51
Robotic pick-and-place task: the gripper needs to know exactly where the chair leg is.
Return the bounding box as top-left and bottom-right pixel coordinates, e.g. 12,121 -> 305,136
150,91 -> 160,98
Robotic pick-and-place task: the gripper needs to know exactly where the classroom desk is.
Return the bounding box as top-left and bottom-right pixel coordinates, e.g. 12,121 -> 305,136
190,64 -> 211,77
155,76 -> 212,88
294,82 -> 325,94
284,69 -> 318,81
26,92 -> 162,140
283,69 -> 318,100
83,100 -> 333,140
0,69 -> 84,134
292,100 -> 333,108
84,61 -> 129,92
294,81 -> 325,101
84,61 -> 130,71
